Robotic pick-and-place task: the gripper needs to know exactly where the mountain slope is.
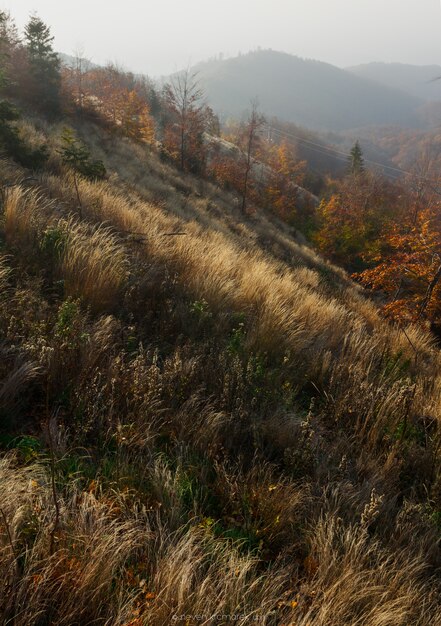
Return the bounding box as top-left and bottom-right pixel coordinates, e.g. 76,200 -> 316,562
347,62 -> 441,101
191,50 -> 423,131
0,113 -> 441,625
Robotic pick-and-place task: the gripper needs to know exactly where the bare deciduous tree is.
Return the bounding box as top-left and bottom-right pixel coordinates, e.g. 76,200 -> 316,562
240,100 -> 265,215
164,69 -> 205,171
72,46 -> 87,113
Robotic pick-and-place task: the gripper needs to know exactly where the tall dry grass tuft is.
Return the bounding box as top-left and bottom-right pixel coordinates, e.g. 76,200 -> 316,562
295,511 -> 440,626
0,255 -> 10,286
0,358 -> 40,413
60,218 -> 128,312
3,186 -> 128,312
2,187 -> 45,252
143,527 -> 289,626
0,455 -> 144,625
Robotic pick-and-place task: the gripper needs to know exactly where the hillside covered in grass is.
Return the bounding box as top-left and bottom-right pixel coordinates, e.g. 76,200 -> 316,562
1,10 -> 441,626
0,108 -> 441,626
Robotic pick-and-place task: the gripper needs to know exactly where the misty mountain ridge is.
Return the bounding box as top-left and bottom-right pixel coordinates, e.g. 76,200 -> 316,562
188,50 -> 430,132
347,62 -> 441,101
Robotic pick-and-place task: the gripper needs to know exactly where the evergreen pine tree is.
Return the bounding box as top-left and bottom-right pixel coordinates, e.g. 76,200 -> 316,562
348,140 -> 365,175
24,15 -> 61,118
0,10 -> 19,73
59,128 -> 106,180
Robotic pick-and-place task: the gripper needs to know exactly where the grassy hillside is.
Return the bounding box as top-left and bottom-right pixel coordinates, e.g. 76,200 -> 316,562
191,50 -> 423,131
1,114 -> 441,626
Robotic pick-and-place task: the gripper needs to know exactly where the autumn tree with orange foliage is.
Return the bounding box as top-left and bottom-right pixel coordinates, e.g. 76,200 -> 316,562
62,64 -> 155,144
209,103 -> 265,215
357,205 -> 441,325
209,144 -> 244,194
263,140 -> 306,222
315,172 -> 401,271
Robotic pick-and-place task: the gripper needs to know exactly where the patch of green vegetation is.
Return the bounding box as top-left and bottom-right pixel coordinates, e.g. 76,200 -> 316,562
383,350 -> 411,382
55,298 -> 89,344
393,420 -> 424,446
189,298 -> 211,319
228,322 -> 246,354
199,516 -> 261,555
0,434 -> 43,462
40,225 -> 68,259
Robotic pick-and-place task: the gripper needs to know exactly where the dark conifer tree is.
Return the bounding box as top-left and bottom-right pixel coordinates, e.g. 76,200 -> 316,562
24,15 -> 61,118
348,140 -> 365,175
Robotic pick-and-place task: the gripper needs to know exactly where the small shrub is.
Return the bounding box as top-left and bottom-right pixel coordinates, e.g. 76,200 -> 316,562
59,128 -> 106,181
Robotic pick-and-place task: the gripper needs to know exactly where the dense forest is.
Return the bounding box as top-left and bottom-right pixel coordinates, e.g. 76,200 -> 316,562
0,9 -> 441,626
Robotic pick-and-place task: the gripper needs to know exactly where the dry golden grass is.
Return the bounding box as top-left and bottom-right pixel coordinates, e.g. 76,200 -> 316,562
61,218 -> 128,312
0,118 -> 440,625
0,255 -> 10,288
296,511 -> 440,626
0,454 -> 291,626
2,186 -> 127,313
0,359 -> 40,414
1,453 -> 439,626
3,187 -> 45,251
0,455 -> 143,625
37,169 -> 416,362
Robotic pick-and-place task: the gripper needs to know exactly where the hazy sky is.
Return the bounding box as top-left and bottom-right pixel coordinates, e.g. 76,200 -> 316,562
6,0 -> 441,76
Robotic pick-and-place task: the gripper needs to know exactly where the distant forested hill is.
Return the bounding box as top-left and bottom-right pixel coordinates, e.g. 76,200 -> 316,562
347,62 -> 441,101
189,50 -> 424,131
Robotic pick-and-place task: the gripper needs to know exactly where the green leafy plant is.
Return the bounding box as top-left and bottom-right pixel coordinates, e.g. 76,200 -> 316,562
40,225 -> 68,259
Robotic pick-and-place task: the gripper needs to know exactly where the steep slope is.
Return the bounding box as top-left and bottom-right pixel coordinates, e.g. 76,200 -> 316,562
191,50 -> 423,131
348,62 -> 441,101
0,116 -> 441,625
